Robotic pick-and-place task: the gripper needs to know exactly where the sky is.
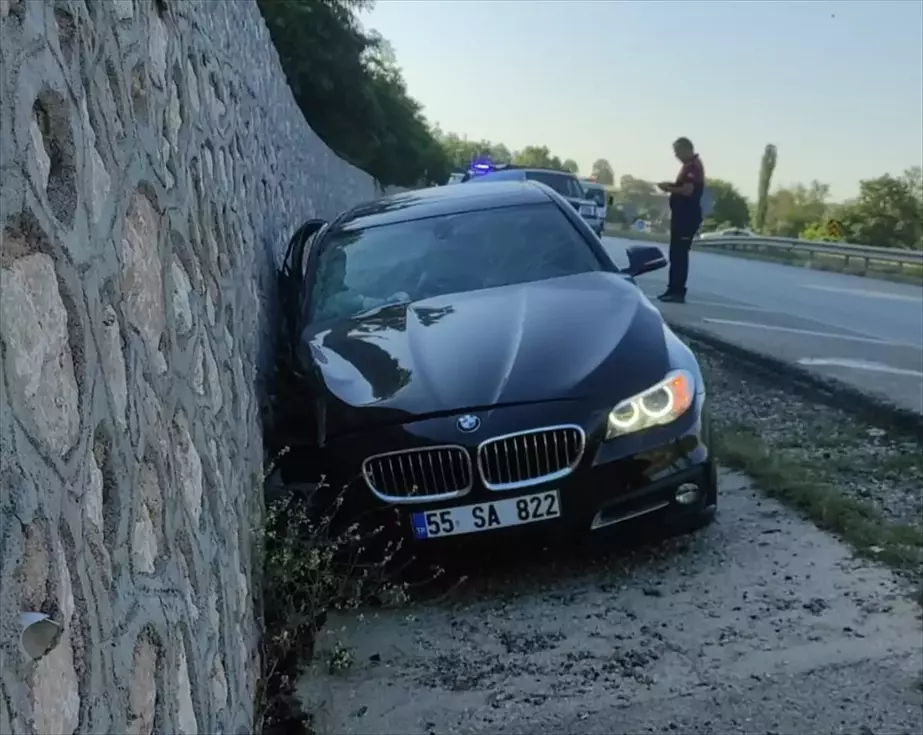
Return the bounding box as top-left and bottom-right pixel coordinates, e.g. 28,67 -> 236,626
361,0 -> 923,201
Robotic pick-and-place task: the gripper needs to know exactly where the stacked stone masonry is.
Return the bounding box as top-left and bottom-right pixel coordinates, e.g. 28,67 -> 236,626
0,1 -> 379,733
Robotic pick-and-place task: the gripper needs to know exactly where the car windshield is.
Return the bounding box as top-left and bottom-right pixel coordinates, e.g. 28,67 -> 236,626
583,187 -> 606,206
308,203 -> 602,323
524,171 -> 586,199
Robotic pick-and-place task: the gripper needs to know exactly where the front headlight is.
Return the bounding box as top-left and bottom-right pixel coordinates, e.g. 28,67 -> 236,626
605,369 -> 694,440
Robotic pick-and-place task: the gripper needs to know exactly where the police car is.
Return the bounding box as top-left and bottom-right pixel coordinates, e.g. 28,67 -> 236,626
464,162 -> 601,234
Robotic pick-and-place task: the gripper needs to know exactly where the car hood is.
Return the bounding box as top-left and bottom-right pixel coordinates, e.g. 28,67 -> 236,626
298,272 -> 671,440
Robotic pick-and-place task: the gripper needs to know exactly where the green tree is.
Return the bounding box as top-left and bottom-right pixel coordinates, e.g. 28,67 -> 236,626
753,143 -> 778,232
838,172 -> 923,249
561,159 -> 579,174
702,178 -> 750,231
591,159 -> 615,186
258,0 -> 447,186
617,174 -> 654,199
491,143 -> 513,164
512,145 -> 554,168
800,221 -> 843,242
764,181 -> 831,238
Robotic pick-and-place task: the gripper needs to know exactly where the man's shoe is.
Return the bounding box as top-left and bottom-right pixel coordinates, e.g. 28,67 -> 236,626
658,291 -> 686,304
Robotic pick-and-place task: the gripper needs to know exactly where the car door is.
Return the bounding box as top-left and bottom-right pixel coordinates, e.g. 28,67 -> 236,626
279,219 -> 326,349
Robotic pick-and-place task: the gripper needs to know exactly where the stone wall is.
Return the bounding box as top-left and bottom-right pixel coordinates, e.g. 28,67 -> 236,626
0,1 -> 379,733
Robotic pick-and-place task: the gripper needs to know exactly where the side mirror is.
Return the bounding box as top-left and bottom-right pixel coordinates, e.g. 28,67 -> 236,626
625,244 -> 667,277
607,195 -> 614,206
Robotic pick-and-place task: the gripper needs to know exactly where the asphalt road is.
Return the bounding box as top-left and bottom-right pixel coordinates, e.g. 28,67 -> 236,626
299,471 -> 923,735
602,236 -> 923,415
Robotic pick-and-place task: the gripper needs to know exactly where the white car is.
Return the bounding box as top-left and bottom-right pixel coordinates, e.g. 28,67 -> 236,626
699,227 -> 753,240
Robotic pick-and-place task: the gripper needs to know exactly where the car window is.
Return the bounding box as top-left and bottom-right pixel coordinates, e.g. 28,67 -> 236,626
465,169 -> 522,183
583,187 -> 606,206
524,171 -> 585,199
308,203 -> 602,323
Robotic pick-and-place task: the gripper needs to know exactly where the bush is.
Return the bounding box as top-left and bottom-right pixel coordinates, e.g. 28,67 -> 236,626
254,450 -> 410,734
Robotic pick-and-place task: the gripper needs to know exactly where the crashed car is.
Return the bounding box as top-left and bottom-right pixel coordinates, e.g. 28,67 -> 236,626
273,180 -> 717,548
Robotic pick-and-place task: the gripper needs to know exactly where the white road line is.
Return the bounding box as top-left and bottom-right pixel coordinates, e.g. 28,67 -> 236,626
804,284 -> 923,303
798,357 -> 923,379
688,300 -> 775,313
701,317 -> 909,347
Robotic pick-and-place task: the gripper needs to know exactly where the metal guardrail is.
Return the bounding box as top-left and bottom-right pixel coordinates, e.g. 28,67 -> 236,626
697,234 -> 923,271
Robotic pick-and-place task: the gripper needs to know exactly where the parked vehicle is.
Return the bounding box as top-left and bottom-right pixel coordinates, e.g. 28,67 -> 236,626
465,166 -> 602,234
273,181 -> 717,549
700,227 -> 753,240
580,180 -> 612,237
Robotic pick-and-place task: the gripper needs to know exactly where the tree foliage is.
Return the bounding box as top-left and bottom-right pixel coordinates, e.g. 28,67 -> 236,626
435,132 -> 594,177
434,130 -> 511,171
591,159 -> 615,186
512,145 -> 564,169
799,221 -> 843,243
754,143 -> 778,232
702,178 -> 750,231
763,181 -> 831,239
837,169 -> 923,249
258,0 -> 448,186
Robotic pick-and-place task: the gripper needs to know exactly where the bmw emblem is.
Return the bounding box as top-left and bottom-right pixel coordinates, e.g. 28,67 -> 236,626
456,414 -> 480,433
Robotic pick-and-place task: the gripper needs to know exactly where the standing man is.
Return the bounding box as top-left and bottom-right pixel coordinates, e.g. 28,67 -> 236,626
656,137 -> 705,304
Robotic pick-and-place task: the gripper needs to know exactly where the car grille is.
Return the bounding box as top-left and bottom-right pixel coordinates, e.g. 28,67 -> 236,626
361,446 -> 473,503
477,425 -> 586,490
568,199 -> 581,211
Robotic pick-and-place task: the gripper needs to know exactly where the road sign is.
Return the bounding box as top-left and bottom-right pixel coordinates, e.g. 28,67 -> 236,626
826,219 -> 843,239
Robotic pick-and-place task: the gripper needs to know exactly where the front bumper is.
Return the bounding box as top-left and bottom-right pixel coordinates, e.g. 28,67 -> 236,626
315,397 -> 716,548
584,216 -> 604,235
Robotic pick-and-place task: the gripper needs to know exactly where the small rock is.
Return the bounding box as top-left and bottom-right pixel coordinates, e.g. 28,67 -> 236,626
642,587 -> 662,597
803,597 -> 829,615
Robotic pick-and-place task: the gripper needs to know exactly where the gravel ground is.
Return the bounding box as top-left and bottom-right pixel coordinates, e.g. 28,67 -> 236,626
694,343 -> 923,531
296,348 -> 923,735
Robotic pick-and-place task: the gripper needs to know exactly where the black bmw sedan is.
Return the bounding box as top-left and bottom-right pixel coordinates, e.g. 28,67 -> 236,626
272,179 -> 717,547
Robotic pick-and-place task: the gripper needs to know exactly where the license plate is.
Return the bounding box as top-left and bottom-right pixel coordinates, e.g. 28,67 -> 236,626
410,490 -> 561,540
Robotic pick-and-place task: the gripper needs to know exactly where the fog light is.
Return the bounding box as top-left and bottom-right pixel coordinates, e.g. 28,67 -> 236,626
675,483 -> 701,505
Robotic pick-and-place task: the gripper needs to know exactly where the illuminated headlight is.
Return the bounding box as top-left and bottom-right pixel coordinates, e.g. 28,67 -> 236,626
605,369 -> 694,439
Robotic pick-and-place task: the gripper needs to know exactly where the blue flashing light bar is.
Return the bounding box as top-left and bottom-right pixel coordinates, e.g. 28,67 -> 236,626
467,157 -> 494,176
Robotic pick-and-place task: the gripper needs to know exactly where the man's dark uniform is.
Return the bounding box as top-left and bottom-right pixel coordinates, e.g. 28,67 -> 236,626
667,155 -> 705,299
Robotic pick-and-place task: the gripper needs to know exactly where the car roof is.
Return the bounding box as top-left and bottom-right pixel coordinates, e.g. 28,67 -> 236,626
508,167 -> 580,178
336,180 -> 555,231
